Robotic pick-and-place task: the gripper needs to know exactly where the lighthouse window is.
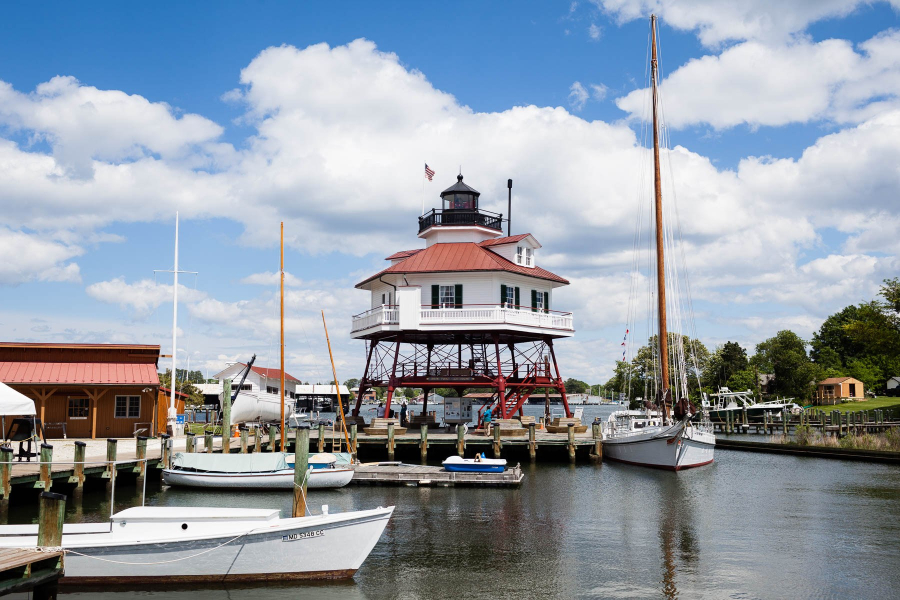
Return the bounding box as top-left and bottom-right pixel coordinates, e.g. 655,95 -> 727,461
516,246 -> 533,266
439,285 -> 456,308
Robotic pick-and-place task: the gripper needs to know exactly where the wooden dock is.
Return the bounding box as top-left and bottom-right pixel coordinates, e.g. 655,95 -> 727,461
352,463 -> 524,487
0,548 -> 64,598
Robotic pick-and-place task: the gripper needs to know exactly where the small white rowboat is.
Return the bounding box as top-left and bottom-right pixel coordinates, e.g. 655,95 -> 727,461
162,453 -> 354,489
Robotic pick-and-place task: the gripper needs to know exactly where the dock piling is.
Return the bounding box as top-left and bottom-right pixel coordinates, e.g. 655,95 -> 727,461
419,423 -> 428,463
350,423 -> 358,460
159,434 -> 171,470
782,409 -> 788,435
205,431 -> 213,454
492,423 -> 502,459
222,379 -> 232,454
317,422 -> 326,453
590,420 -> 601,462
529,422 -> 537,461
103,438 -> 117,482
457,424 -> 466,456
268,425 -> 278,452
387,422 -> 396,461
292,426 -> 309,518
240,427 -> 248,454
36,444 -> 53,491
254,427 -> 262,453
567,422 -> 576,463
185,432 -> 195,453
134,436 -> 148,477
0,445 -> 12,511
37,491 -> 66,549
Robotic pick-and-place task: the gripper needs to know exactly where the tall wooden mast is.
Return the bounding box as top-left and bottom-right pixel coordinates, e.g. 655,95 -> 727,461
650,14 -> 670,413
280,221 -> 286,451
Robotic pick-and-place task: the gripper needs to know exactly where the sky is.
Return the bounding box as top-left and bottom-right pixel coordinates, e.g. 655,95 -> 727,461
1,0 -> 899,385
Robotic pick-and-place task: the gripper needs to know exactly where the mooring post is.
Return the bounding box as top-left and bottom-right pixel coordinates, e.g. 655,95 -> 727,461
567,422 -> 576,463
34,443 -> 53,492
743,406 -> 748,428
529,422 -> 537,461
317,422 -> 326,453
0,445 -> 12,511
255,426 -> 262,453
782,409 -> 788,436
350,423 -> 358,460
590,419 -> 601,462
160,433 -> 171,470
493,422 -> 502,459
387,422 -> 396,461
134,436 -> 148,477
185,432 -> 195,453
292,426 -> 310,518
420,423 -> 428,463
457,424 -> 466,456
103,438 -> 117,482
240,427 -> 248,454
64,440 -> 86,490
37,491 -> 66,548
205,430 -> 213,454
268,425 -> 278,452
222,378 -> 232,455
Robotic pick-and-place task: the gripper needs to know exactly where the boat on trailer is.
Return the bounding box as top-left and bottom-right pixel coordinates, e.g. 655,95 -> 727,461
0,505 -> 392,584
442,454 -> 507,473
162,452 -> 354,489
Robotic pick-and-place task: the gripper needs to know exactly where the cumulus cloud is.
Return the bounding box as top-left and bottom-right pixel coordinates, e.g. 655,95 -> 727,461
86,278 -> 208,317
594,0 -> 897,47
240,271 -> 305,287
616,30 -> 900,129
0,228 -> 82,285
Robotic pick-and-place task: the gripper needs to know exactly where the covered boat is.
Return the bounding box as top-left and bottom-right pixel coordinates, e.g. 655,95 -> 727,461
442,454 -> 507,473
162,452 -> 354,489
0,505 -> 393,584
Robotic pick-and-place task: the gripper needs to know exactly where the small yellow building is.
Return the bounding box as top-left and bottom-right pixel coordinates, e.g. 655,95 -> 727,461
816,377 -> 865,404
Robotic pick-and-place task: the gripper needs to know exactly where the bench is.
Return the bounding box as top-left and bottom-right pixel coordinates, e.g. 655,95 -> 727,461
364,418 -> 407,436
546,417 -> 588,434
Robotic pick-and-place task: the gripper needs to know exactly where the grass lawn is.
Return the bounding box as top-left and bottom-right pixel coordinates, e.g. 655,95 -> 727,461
810,396 -> 900,413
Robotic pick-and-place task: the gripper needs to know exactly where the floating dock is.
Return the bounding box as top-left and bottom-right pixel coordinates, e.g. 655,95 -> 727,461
352,463 -> 524,487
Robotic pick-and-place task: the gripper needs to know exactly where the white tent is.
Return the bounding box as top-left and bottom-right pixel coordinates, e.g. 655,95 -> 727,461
0,382 -> 37,416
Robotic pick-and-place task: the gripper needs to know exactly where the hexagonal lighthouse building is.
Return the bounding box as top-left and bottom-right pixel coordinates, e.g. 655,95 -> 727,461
350,174 -> 575,423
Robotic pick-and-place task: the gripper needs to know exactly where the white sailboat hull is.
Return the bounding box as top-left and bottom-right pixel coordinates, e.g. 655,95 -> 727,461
603,421 -> 715,471
162,467 -> 354,489
0,505 -> 392,584
230,391 -> 285,423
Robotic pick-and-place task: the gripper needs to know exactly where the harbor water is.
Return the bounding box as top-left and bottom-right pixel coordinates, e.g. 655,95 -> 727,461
9,405 -> 900,599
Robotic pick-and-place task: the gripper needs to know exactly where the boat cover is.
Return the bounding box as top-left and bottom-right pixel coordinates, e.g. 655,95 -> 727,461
171,452 -> 289,473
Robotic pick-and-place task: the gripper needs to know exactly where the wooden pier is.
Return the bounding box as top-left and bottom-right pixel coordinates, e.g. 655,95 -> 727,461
352,463 -> 524,487
711,407 -> 900,437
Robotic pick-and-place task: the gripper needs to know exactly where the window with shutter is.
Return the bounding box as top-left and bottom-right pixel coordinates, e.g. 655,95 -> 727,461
431,285 -> 439,309
514,287 -> 520,309
543,291 -> 549,313
500,284 -> 507,307
439,285 -> 455,308
505,285 -> 515,307
531,289 -> 537,312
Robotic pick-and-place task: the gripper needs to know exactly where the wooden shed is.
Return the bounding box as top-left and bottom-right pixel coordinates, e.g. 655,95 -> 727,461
816,377 -> 865,404
0,343 -> 160,439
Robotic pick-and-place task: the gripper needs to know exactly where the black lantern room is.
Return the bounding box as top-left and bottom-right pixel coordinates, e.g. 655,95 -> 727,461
441,174 -> 480,210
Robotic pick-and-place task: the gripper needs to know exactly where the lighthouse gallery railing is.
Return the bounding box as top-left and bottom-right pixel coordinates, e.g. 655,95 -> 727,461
351,304 -> 574,333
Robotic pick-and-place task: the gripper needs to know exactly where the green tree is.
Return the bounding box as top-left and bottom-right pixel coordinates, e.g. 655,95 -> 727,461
753,330 -> 818,401
564,378 -> 589,394
158,369 -> 204,406
725,368 -> 756,393
343,378 -> 360,390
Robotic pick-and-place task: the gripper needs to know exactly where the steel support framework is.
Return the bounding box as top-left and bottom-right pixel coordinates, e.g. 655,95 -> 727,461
352,335 -> 571,421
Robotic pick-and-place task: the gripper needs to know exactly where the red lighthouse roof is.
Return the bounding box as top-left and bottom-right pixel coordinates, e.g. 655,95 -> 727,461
356,239 -> 568,288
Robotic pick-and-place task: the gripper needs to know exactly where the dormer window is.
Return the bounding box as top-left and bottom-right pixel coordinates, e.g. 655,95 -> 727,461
516,246 -> 533,267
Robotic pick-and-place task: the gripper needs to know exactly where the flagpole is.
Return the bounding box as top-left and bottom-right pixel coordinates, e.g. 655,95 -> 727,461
422,162 -> 426,215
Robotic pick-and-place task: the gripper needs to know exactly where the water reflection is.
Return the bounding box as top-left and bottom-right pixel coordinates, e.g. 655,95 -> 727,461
657,475 -> 700,600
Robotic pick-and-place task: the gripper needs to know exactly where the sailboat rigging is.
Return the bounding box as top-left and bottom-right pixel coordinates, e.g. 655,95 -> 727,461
601,15 -> 716,470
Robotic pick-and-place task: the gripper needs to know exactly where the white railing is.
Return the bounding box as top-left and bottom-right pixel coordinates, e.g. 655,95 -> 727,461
351,304 -> 574,332
350,305 -> 399,333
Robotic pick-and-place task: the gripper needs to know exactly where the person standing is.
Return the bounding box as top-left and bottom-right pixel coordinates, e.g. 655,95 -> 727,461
400,401 -> 408,428
483,408 -> 492,436
376,402 -> 386,419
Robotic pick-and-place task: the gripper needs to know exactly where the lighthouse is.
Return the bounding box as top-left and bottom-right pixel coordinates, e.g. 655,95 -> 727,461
350,174 -> 575,423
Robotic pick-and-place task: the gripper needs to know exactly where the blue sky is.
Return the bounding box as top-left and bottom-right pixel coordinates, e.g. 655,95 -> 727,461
1,1 -> 899,383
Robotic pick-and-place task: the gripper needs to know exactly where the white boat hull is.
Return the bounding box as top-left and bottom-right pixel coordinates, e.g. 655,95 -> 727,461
0,505 -> 392,584
162,467 -> 354,489
603,422 -> 715,471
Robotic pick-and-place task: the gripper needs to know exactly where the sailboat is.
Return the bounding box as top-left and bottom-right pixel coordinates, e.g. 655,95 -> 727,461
601,15 -> 716,471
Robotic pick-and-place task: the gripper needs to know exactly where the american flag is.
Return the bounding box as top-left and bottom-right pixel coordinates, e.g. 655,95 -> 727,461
424,164 -> 435,181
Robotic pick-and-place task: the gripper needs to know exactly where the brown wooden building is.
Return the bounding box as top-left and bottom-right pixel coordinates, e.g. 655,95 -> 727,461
816,377 -> 865,404
0,342 -> 160,439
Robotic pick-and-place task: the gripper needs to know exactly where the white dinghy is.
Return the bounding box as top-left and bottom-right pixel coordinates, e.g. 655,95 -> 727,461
0,504 -> 393,584
162,453 -> 354,490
